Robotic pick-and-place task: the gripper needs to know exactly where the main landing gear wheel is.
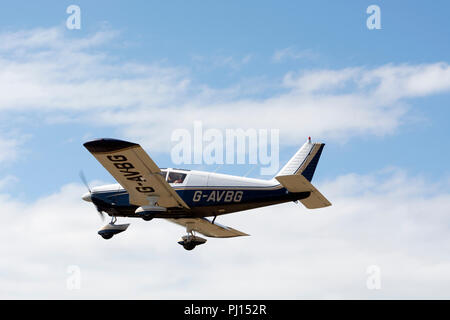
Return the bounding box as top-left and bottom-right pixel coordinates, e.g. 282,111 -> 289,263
182,242 -> 196,251
142,215 -> 154,221
177,225 -> 207,251
178,235 -> 205,251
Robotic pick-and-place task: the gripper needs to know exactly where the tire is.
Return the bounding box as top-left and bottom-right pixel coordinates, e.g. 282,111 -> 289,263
183,242 -> 196,251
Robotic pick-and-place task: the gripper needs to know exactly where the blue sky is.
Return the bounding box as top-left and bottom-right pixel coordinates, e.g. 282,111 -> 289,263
1,0 -> 449,199
0,1 -> 449,299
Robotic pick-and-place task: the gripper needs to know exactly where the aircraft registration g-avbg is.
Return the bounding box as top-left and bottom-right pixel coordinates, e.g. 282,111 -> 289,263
82,137 -> 331,250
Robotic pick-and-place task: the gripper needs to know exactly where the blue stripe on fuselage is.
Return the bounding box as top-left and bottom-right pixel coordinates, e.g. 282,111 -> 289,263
175,186 -> 287,207
91,185 -> 292,209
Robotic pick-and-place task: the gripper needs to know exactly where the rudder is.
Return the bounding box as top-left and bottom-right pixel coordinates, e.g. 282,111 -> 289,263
276,137 -> 325,182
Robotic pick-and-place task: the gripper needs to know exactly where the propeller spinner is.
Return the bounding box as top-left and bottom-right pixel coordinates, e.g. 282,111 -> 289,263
79,171 -> 105,221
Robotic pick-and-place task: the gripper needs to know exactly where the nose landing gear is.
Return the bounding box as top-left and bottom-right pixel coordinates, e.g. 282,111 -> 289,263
97,216 -> 130,240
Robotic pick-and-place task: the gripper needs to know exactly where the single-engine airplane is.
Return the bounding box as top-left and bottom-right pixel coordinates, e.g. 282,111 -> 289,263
82,137 -> 331,250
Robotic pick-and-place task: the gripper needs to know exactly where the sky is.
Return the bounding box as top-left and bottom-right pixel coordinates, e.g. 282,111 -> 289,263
0,1 -> 449,299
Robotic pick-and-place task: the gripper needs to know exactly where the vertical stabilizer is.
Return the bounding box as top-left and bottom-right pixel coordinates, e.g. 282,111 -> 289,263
276,137 -> 325,182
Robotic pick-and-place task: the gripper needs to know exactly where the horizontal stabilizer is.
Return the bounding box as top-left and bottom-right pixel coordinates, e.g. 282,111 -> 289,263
168,218 -> 249,238
276,174 -> 331,209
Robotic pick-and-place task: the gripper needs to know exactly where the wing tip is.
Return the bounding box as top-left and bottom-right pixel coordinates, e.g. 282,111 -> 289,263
83,138 -> 139,153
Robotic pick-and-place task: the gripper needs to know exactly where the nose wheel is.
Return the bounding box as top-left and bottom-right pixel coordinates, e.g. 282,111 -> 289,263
97,216 -> 130,240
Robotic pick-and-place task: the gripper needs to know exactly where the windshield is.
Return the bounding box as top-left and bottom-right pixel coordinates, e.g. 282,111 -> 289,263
167,172 -> 187,184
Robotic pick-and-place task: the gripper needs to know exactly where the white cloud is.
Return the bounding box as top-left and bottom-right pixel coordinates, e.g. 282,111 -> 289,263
283,63 -> 450,98
0,27 -> 190,112
0,168 -> 449,299
272,47 -> 318,62
192,53 -> 253,71
0,133 -> 27,164
0,26 -> 449,153
0,175 -> 18,189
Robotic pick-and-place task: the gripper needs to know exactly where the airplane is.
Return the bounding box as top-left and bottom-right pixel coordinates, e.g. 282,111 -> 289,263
81,136 -> 331,250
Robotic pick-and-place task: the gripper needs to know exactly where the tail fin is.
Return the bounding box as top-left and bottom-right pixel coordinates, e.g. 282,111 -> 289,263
276,137 -> 325,182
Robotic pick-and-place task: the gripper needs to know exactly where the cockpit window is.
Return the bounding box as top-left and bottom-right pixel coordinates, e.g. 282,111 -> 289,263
167,172 -> 187,184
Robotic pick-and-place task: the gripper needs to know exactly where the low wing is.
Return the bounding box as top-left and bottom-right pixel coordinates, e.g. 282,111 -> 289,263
169,218 -> 249,238
84,138 -> 189,209
276,174 -> 331,209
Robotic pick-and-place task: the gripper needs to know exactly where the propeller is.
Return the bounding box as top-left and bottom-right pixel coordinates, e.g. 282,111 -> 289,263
79,170 -> 91,193
79,170 -> 105,221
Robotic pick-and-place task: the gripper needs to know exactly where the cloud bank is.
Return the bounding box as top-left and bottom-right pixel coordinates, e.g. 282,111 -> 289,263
0,27 -> 450,152
0,168 -> 449,299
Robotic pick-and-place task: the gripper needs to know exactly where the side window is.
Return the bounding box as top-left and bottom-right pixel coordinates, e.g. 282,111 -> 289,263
167,172 -> 187,184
